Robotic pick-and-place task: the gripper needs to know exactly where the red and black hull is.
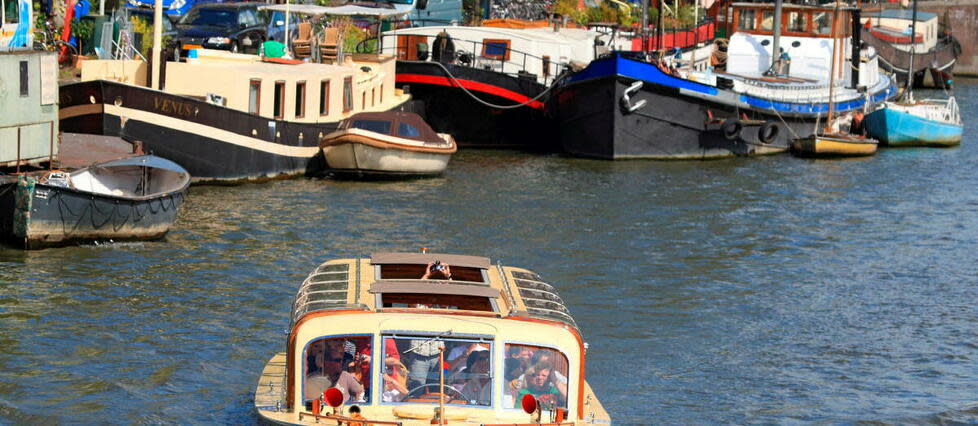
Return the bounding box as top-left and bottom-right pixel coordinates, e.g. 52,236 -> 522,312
395,60 -> 558,151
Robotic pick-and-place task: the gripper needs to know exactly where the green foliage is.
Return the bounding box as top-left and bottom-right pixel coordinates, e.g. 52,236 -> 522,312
129,16 -> 153,57
72,19 -> 94,42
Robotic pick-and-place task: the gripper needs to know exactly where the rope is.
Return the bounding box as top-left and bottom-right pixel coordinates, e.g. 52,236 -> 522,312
400,60 -> 569,110
767,106 -> 802,140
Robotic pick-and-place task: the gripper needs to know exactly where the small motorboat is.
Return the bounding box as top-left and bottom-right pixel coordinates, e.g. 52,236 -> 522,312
0,155 -> 190,249
319,112 -> 456,178
864,96 -> 962,147
790,133 -> 879,158
254,252 -> 611,425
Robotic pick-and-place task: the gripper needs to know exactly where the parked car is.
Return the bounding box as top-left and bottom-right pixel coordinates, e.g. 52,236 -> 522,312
175,2 -> 266,54
263,9 -> 303,44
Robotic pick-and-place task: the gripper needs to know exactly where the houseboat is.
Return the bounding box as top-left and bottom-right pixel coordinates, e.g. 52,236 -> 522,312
60,24 -> 412,183
319,111 -> 456,178
549,2 -> 896,160
860,8 -> 959,88
380,22 -> 618,150
254,252 -> 611,425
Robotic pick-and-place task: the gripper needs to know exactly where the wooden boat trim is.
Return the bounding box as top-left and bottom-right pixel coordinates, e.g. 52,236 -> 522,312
320,128 -> 457,154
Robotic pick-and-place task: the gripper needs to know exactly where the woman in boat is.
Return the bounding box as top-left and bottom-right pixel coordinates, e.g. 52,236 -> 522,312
381,357 -> 409,402
304,343 -> 365,403
457,348 -> 492,405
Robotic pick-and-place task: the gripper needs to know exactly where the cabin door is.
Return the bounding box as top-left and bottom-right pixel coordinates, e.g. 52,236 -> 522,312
396,35 -> 428,61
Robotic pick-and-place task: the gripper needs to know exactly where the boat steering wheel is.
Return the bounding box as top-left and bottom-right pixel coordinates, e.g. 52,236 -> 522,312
404,384 -> 472,404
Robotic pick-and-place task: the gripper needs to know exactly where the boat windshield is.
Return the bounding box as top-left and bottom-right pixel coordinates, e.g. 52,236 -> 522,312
503,344 -> 569,410
303,335 -> 373,407
382,336 -> 493,406
350,119 -> 392,135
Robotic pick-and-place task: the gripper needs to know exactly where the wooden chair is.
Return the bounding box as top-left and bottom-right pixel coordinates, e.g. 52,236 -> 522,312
320,27 -> 340,63
293,22 -> 312,58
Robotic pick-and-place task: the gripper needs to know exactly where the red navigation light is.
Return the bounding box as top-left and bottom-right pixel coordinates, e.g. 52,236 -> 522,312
323,388 -> 344,408
521,393 -> 538,415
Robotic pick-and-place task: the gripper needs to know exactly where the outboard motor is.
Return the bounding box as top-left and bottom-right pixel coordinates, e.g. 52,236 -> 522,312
432,30 -> 455,64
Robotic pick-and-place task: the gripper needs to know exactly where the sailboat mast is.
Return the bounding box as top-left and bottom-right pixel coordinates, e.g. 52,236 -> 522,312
906,0 -> 917,98
825,4 -> 840,131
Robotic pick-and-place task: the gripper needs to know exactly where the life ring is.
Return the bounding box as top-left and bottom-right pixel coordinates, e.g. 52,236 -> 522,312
721,118 -> 742,141
758,121 -> 780,144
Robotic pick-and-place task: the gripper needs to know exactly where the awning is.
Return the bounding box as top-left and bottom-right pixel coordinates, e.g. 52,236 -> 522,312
369,280 -> 501,298
371,252 -> 492,269
258,4 -> 409,18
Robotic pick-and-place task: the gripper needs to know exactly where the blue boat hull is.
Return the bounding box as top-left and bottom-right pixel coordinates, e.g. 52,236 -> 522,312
864,107 -> 962,147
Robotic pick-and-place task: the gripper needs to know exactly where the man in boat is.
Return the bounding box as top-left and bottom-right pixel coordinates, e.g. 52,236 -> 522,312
516,362 -> 566,408
421,260 -> 452,280
304,347 -> 365,403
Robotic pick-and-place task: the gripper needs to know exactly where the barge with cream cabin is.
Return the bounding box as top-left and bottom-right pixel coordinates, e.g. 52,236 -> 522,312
255,252 -> 610,425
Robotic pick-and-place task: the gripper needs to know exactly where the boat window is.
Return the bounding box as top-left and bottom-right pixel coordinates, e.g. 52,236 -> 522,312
249,79 -> 260,115
737,9 -> 756,31
343,77 -> 353,112
382,336 -> 493,406
320,80 -> 330,116
274,80 -> 285,119
378,264 -> 486,283
5,0 -> 20,23
303,335 -> 372,407
812,11 -> 833,35
481,39 -> 511,61
295,81 -> 306,119
503,344 -> 569,411
786,11 -> 807,33
759,10 -> 774,31
397,122 -> 421,138
350,119 -> 392,135
381,293 -> 494,311
20,61 -> 28,97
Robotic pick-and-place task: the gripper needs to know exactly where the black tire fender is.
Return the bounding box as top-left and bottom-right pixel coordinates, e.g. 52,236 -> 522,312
722,118 -> 742,141
758,121 -> 780,144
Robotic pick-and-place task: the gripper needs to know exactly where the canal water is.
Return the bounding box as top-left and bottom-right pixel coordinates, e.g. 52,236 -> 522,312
2,81 -> 978,424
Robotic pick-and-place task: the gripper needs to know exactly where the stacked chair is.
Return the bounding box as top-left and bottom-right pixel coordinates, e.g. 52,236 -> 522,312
292,22 -> 312,59
320,27 -> 340,63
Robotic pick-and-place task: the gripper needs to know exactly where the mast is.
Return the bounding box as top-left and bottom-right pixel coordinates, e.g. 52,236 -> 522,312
824,3 -> 840,133
771,0 -> 782,72
905,0 -> 917,99
151,0 -> 163,89
641,0 -> 649,55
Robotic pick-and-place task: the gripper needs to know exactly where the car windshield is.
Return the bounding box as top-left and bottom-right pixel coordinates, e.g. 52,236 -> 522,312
180,8 -> 237,26
382,336 -> 493,406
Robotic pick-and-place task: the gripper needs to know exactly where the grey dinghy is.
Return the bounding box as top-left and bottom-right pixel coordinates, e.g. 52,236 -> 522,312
1,156 -> 190,249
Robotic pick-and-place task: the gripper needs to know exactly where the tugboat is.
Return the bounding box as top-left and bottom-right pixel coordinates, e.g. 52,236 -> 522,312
549,1 -> 896,160
254,252 -> 611,425
319,112 -> 456,178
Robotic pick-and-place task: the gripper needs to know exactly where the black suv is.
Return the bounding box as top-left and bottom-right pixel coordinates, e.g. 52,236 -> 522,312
176,2 -> 266,55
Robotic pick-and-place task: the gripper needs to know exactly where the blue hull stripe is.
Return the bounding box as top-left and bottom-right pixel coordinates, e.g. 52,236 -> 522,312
567,54 -> 895,115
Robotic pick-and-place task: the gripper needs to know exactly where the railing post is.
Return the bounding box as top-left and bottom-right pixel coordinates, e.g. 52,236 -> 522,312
49,121 -> 55,170
16,127 -> 21,174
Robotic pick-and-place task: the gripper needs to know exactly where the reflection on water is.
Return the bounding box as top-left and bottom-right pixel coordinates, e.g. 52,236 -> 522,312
1,82 -> 978,423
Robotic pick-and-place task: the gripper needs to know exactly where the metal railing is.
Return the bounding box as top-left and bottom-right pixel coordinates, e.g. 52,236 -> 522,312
0,120 -> 56,172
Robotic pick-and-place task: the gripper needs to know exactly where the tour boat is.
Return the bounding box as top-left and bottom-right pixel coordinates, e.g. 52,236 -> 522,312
319,112 -> 456,178
0,154 -> 189,249
549,2 -> 896,160
254,252 -> 610,425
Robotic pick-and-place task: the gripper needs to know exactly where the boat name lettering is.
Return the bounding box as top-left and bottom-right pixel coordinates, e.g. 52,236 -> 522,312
153,97 -> 195,118
35,189 -> 49,199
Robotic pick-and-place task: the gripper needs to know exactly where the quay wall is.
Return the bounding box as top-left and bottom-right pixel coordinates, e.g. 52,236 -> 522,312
916,0 -> 978,76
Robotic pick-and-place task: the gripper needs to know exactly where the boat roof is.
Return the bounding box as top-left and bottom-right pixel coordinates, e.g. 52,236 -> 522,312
383,25 -> 598,44
342,112 -> 443,143
875,9 -> 937,22
289,253 -> 578,330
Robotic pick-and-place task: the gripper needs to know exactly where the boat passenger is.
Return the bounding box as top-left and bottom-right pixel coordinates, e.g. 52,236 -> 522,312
382,358 -> 409,402
304,347 -> 365,403
421,260 -> 452,280
458,348 -> 492,405
348,405 -> 366,426
404,339 -> 443,390
516,362 -> 565,408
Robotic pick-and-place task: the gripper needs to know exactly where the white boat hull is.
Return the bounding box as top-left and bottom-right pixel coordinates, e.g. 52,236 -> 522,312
323,143 -> 452,176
